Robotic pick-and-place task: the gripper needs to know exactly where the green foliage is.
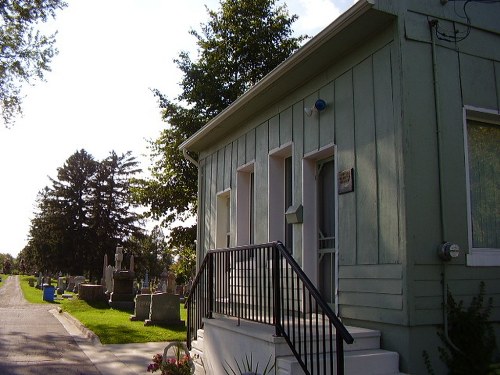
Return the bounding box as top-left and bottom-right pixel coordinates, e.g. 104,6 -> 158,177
19,275 -> 187,343
19,274 -> 50,303
128,226 -> 173,281
19,149 -> 144,278
437,281 -> 497,375
224,353 -> 275,375
0,0 -> 67,127
147,342 -> 193,375
62,299 -> 187,344
0,253 -> 15,274
489,363 -> 500,375
133,0 -> 306,251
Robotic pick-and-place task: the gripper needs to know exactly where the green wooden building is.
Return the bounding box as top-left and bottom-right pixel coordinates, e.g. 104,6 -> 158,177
181,0 -> 500,373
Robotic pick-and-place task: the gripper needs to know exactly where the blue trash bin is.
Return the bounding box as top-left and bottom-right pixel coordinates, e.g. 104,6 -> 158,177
43,284 -> 55,302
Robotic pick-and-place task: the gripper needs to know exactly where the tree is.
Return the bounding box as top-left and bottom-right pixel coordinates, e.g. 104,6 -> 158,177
26,149 -> 144,278
128,225 -> 172,283
0,0 -> 66,127
133,0 -> 306,251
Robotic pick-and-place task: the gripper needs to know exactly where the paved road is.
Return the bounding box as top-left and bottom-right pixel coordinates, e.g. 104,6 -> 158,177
0,275 -> 101,375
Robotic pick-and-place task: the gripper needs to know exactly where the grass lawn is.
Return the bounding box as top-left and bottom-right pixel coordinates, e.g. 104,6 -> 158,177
19,275 -> 187,344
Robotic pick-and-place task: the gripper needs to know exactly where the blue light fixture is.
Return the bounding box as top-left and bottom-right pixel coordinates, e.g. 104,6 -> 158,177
305,98 -> 327,116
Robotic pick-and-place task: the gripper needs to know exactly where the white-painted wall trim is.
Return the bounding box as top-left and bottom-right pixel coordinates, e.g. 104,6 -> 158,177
236,162 -> 255,246
268,143 -> 293,243
463,106 -> 500,266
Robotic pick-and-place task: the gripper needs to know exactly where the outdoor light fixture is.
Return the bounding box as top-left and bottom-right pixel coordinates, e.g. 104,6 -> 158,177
304,99 -> 327,116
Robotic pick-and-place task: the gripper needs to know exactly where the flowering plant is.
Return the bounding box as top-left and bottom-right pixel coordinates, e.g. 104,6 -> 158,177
147,342 -> 194,375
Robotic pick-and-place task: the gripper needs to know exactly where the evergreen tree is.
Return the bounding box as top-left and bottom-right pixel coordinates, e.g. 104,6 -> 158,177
134,0 -> 306,251
26,149 -> 143,277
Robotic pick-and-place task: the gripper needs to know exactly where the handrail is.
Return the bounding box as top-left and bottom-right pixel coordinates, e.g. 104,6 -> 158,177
185,241 -> 353,375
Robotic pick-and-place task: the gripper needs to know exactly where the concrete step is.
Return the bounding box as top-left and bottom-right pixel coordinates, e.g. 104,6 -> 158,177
277,349 -> 400,375
190,319 -> 404,375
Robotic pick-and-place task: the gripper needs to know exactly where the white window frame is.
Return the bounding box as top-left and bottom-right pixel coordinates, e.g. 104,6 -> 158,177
236,162 -> 255,246
268,142 -> 293,246
463,106 -> 500,266
216,189 -> 231,249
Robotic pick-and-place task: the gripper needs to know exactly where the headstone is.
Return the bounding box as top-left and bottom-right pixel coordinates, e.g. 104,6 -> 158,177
140,270 -> 150,294
109,269 -> 135,310
57,276 -> 65,295
66,276 -> 75,292
36,272 -> 43,289
145,292 -> 183,326
158,268 -> 168,293
130,294 -> 151,321
79,284 -> 105,301
115,246 -> 123,270
73,276 -> 86,293
105,265 -> 114,294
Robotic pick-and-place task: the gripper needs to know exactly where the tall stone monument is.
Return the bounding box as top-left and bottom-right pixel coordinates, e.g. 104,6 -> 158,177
109,246 -> 135,310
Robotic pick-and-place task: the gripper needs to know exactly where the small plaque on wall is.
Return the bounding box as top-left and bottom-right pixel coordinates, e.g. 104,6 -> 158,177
338,168 -> 354,194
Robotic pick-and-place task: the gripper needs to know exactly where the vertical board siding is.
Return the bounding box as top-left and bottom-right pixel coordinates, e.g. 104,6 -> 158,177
435,46 -> 469,252
203,155 -> 213,253
198,159 -> 207,257
460,54 -> 498,110
237,135 -> 246,167
373,45 -> 400,264
319,82 -> 335,148
292,102 -> 304,262
304,93 -> 320,154
216,148 -> 224,193
230,142 -> 238,247
255,122 -> 269,244
269,115 -> 279,151
210,154 -> 218,250
335,70 -> 357,266
246,128 -> 256,162
353,57 -> 379,265
403,41 -> 442,264
224,144 -> 232,191
496,61 -> 500,110
280,107 -> 293,146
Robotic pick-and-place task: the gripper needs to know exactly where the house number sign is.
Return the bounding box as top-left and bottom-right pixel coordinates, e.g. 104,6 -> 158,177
338,168 -> 354,194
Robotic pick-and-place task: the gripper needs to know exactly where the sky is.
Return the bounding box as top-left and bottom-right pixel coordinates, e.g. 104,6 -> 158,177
0,0 -> 356,257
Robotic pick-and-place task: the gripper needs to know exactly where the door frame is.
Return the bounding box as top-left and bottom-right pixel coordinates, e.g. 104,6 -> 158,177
302,144 -> 339,314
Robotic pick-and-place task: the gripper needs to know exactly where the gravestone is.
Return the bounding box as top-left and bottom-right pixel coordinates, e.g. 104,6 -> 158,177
109,270 -> 135,310
130,294 -> 151,321
36,272 -> 43,289
57,277 -> 65,295
73,276 -> 86,293
79,284 -> 105,301
105,265 -> 114,295
66,276 -> 75,292
145,292 -> 183,326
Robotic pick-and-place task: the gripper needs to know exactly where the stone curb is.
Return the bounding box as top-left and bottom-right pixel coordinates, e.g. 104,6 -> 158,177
56,306 -> 102,345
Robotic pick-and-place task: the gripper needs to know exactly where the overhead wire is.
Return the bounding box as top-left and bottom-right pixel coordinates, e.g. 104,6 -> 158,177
433,0 -> 500,43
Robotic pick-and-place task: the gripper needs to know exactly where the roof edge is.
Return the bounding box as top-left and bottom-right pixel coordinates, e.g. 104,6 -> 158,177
180,0 -> 376,152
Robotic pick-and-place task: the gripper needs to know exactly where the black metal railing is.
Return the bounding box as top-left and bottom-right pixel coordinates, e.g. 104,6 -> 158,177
185,241 -> 354,375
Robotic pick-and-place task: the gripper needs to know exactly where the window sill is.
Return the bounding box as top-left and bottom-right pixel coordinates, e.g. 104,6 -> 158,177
466,249 -> 500,266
